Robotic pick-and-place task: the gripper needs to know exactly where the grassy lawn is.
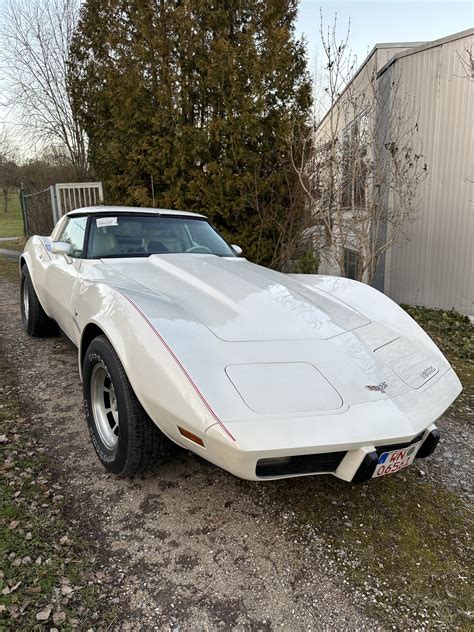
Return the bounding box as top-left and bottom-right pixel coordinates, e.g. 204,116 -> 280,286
0,194 -> 24,238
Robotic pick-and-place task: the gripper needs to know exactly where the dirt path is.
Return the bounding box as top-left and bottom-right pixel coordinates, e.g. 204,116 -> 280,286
0,248 -> 19,260
0,276 -> 380,630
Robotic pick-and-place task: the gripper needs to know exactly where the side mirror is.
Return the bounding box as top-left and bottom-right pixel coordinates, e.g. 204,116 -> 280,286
51,241 -> 72,256
232,245 -> 243,256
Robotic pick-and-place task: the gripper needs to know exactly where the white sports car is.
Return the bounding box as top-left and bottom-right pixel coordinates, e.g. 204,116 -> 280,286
20,206 -> 461,483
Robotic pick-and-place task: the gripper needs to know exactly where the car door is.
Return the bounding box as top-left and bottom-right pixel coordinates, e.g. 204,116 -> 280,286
44,215 -> 88,343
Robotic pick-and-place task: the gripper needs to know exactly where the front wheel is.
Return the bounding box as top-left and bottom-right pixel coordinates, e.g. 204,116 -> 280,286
20,266 -> 57,337
82,335 -> 169,476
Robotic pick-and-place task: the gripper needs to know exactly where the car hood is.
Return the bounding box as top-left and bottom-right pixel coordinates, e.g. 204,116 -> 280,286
81,255 -> 453,421
99,255 -> 370,342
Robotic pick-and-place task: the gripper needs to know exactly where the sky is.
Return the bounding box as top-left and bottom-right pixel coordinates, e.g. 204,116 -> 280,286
297,1 -> 473,68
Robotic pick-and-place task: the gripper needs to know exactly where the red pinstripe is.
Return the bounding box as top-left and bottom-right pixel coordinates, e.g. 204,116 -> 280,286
119,291 -> 236,442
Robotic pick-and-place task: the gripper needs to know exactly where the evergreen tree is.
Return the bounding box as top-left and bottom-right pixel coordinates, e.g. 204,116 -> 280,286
69,0 -> 312,266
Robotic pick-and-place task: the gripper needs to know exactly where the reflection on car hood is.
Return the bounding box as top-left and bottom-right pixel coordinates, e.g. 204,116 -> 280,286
99,255 -> 370,341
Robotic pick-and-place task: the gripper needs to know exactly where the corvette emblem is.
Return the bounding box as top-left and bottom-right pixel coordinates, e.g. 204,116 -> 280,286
365,382 -> 388,394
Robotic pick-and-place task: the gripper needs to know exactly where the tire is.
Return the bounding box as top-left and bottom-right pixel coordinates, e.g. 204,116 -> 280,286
83,335 -> 169,476
20,265 -> 57,337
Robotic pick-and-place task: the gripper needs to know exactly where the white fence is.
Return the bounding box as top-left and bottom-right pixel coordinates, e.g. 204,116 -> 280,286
50,182 -> 103,224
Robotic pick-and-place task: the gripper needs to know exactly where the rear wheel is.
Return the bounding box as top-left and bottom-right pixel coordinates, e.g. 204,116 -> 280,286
20,266 -> 57,337
83,335 -> 169,476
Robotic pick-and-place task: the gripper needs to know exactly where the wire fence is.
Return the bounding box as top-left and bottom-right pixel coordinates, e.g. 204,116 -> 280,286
20,182 -> 103,236
20,187 -> 54,236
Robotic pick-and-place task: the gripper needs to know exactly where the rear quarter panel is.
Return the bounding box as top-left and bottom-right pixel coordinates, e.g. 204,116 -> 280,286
20,236 -> 53,316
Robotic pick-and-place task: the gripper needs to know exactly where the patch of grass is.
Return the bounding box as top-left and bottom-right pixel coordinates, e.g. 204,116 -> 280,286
403,305 -> 473,361
0,351 -> 116,629
403,305 -> 473,420
261,470 -> 473,630
0,258 -> 19,284
0,194 -> 24,238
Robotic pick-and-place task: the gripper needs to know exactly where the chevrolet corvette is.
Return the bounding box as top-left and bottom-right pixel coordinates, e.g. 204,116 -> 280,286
19,206 -> 462,483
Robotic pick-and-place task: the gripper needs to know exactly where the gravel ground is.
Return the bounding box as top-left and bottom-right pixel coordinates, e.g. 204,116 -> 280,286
0,277 -> 382,630
425,417 -> 473,500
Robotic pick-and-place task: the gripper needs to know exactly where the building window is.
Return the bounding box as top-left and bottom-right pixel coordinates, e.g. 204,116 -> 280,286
341,116 -> 368,208
344,248 -> 360,280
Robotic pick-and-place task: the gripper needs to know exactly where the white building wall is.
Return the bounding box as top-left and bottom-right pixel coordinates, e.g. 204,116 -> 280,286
382,31 -> 474,315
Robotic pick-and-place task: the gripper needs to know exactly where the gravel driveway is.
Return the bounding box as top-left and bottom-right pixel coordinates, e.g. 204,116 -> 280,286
0,276 -> 380,630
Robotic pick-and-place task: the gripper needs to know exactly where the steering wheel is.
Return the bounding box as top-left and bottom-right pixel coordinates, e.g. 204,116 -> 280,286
185,245 -> 213,254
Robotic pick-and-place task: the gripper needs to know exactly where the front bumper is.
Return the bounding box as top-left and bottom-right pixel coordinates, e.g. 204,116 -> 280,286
202,368 -> 459,482
205,422 -> 439,483
349,425 -> 440,483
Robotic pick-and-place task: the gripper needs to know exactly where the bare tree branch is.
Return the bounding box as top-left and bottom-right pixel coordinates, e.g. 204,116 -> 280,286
0,0 -> 88,176
456,45 -> 474,81
290,17 -> 427,283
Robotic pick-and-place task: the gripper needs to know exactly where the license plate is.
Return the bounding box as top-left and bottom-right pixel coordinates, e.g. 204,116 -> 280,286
372,441 -> 422,478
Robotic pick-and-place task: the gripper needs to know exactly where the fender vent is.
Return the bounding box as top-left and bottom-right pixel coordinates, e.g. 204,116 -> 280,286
256,451 -> 346,478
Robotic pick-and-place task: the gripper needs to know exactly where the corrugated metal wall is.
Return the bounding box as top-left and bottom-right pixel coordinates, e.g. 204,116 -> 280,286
383,32 -> 474,315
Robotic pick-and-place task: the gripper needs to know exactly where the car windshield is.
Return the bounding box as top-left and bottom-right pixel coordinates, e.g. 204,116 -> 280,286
87,214 -> 236,258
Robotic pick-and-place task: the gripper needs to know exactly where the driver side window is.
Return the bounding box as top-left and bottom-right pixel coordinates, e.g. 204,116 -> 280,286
58,217 -> 88,258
